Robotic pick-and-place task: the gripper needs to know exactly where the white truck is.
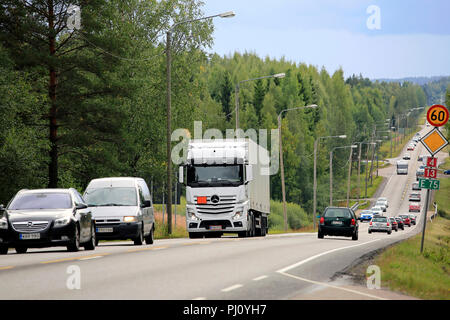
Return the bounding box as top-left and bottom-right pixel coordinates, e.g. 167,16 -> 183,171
396,160 -> 408,175
179,139 -> 270,238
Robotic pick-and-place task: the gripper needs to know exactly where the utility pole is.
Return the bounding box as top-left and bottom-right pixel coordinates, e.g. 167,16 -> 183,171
166,30 -> 173,234
329,150 -> 333,206
357,142 -> 362,202
346,146 -> 353,207
278,116 -> 287,232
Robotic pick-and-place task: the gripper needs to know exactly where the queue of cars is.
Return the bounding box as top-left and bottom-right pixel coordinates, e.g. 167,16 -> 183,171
0,177 -> 155,255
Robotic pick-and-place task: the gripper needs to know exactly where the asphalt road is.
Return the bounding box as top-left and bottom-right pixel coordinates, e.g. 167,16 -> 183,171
0,126 -> 440,300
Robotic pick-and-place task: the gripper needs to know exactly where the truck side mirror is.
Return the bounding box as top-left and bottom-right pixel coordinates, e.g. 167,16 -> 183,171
246,165 -> 253,182
179,166 -> 184,184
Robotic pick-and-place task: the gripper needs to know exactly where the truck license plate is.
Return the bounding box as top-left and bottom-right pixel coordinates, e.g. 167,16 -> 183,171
210,225 -> 222,231
96,228 -> 113,233
20,233 -> 40,240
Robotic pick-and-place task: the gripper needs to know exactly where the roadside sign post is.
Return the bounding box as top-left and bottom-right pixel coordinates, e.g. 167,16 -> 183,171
419,105 -> 449,254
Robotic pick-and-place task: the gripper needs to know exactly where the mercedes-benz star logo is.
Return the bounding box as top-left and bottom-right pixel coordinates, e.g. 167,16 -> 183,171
211,195 -> 220,204
27,221 -> 33,227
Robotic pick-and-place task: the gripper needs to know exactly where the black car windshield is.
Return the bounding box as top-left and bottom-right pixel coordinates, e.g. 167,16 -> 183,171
8,193 -> 72,210
84,187 -> 137,206
187,164 -> 243,187
324,208 -> 351,218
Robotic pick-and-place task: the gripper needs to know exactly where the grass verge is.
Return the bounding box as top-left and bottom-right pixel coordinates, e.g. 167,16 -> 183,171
372,216 -> 450,300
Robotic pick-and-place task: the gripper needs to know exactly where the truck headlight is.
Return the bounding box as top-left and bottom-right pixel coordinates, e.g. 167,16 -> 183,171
54,217 -> 71,227
0,218 -> 8,230
188,212 -> 199,221
123,216 -> 138,223
232,212 -> 242,220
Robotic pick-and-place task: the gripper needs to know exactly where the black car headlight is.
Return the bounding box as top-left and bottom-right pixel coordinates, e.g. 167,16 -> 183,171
54,217 -> 71,228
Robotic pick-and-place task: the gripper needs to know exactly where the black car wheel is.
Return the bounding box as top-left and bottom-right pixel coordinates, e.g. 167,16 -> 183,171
133,224 -> 144,245
84,224 -> 96,251
67,226 -> 80,252
352,231 -> 358,241
318,230 -> 324,239
15,246 -> 28,254
0,245 -> 8,255
145,226 -> 154,245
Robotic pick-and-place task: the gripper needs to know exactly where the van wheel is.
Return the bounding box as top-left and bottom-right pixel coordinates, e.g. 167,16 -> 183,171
145,227 -> 154,245
133,225 -> 144,245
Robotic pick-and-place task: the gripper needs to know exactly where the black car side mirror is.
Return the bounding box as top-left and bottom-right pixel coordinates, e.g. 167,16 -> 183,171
75,203 -> 88,210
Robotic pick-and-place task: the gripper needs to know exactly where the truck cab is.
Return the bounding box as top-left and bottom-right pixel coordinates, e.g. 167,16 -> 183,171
396,160 -> 408,175
179,139 -> 270,238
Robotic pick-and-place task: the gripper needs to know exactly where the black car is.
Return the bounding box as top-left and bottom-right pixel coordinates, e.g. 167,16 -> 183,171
409,214 -> 417,225
395,217 -> 405,230
0,188 -> 95,255
318,207 -> 359,240
389,217 -> 398,232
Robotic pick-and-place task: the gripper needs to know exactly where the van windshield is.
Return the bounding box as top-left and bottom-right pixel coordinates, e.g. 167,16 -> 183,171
84,187 -> 137,206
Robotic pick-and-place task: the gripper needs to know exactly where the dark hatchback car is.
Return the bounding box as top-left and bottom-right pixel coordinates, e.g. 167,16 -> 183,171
395,217 -> 405,230
0,189 -> 95,255
389,217 -> 398,232
318,207 -> 359,240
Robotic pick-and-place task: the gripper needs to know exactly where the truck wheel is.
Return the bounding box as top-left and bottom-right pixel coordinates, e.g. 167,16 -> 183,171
189,232 -> 203,239
238,231 -> 247,238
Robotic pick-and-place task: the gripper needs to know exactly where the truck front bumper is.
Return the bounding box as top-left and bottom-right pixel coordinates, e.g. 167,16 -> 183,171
187,218 -> 248,233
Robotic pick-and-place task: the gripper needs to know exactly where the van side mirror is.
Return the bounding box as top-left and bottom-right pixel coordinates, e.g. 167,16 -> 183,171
179,166 -> 184,184
141,200 -> 151,208
246,165 -> 253,182
75,203 -> 88,210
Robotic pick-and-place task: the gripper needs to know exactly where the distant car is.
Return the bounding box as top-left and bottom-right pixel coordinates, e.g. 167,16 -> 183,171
399,214 -> 411,227
412,182 -> 421,191
0,188 -> 96,255
389,217 -> 398,232
416,168 -> 425,180
377,197 -> 389,208
403,153 -> 411,160
409,203 -> 420,213
407,144 -> 414,151
395,217 -> 405,230
375,201 -> 387,212
359,210 -> 373,222
318,207 -> 359,240
444,169 -> 450,175
409,192 -> 421,202
409,214 -> 417,225
371,206 -> 384,216
418,154 -> 427,162
369,216 -> 392,234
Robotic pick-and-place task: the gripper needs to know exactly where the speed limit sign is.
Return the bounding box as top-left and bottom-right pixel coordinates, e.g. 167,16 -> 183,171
427,105 -> 449,127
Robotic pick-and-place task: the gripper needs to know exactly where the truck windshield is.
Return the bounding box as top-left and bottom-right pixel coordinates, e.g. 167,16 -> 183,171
187,164 -> 243,187
84,187 -> 137,206
397,164 -> 408,169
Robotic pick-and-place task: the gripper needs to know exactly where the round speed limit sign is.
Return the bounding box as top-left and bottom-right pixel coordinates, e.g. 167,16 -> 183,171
427,105 -> 449,127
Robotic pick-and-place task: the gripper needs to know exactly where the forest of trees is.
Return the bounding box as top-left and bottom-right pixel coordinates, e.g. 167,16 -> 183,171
0,0 -> 434,220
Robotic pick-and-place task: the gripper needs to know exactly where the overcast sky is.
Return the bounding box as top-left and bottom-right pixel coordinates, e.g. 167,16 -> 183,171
202,0 -> 450,79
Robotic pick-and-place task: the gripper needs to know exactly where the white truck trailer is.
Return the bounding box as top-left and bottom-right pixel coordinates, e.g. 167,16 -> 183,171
179,139 -> 270,238
396,160 -> 408,175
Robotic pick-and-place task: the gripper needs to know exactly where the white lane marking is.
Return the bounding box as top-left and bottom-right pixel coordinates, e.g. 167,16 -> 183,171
192,297 -> 207,300
276,239 -> 381,273
252,275 -> 268,281
279,270 -> 386,300
221,284 -> 243,292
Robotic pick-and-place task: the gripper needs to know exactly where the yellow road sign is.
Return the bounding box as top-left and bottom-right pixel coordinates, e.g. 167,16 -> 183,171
420,127 -> 449,155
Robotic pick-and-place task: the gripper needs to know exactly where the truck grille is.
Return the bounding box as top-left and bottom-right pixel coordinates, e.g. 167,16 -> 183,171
196,195 -> 236,215
12,221 -> 49,233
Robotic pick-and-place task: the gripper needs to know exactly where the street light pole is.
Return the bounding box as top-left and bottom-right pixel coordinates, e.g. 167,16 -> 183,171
279,104 -> 317,231
166,11 -> 234,234
235,73 -> 285,132
313,134 -> 346,229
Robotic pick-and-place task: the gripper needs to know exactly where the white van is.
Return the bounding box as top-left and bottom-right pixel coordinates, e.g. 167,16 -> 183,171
83,177 -> 154,245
